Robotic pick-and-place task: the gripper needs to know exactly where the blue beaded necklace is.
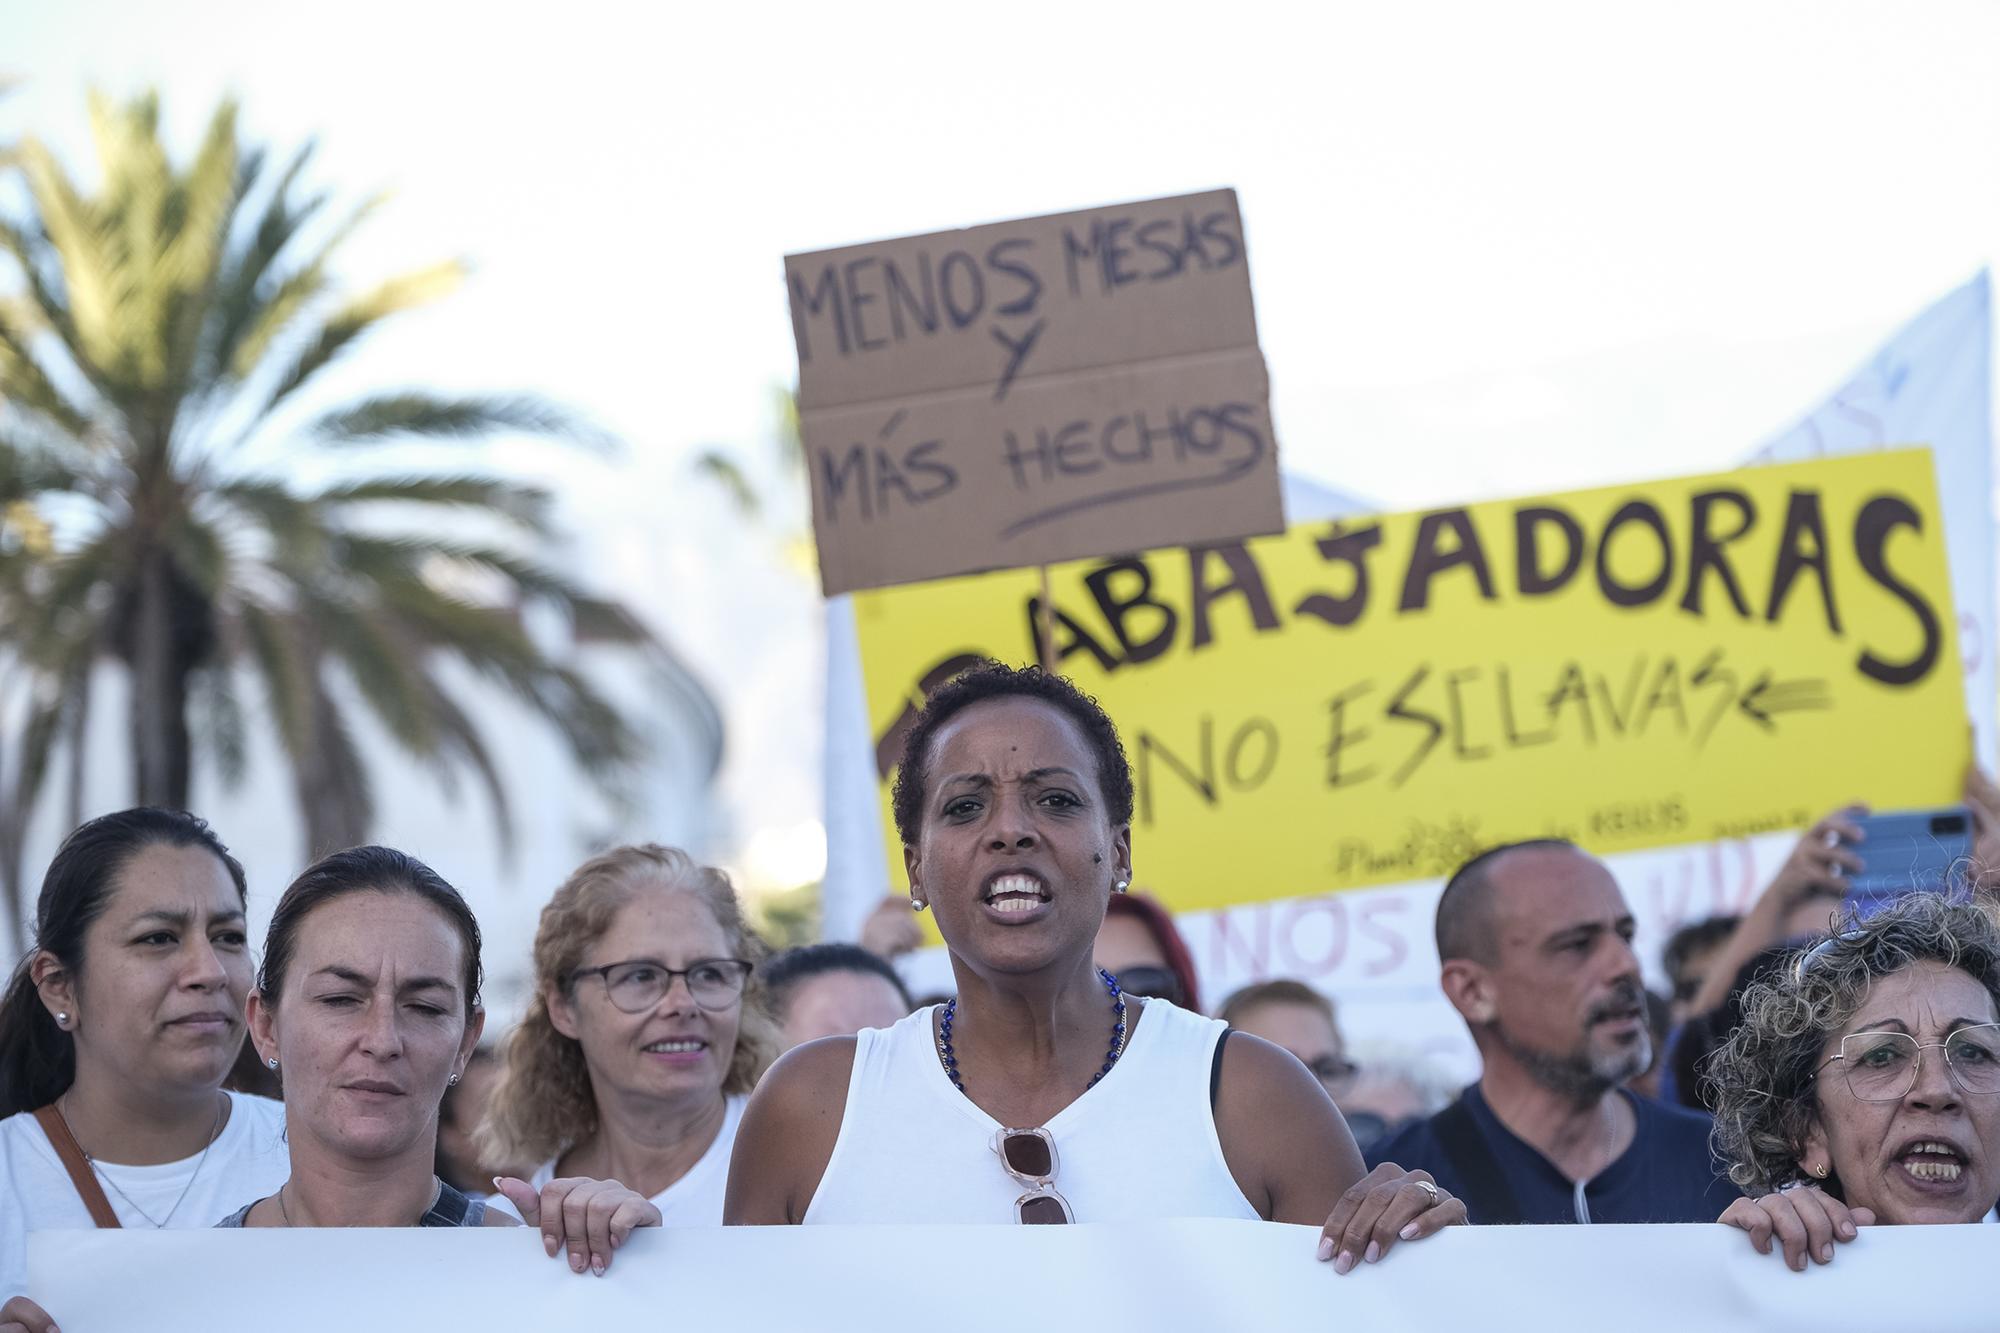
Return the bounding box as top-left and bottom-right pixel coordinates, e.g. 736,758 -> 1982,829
935,967 -> 1128,1096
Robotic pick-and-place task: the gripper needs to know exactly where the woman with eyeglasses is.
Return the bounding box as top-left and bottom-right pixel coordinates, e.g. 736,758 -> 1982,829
727,663 -> 1465,1269
215,845 -> 659,1272
479,844 -> 779,1226
1707,892 -> 2000,1271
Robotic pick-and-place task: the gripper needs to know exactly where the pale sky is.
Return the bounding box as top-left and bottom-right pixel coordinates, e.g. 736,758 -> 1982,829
6,0 -> 1997,884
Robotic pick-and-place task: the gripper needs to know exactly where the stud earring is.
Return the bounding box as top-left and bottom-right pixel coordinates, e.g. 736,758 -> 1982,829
1114,879 -> 1130,893
448,1073 -> 461,1088
1812,1163 -> 1828,1179
911,896 -> 928,913
266,1057 -> 280,1071
54,1012 -> 70,1029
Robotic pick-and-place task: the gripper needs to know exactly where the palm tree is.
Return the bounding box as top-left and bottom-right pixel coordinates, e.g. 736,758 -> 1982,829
0,90 -> 655,909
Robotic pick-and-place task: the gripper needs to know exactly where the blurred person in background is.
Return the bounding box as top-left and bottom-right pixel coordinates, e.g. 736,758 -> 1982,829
1709,893 -> 2000,1269
435,1046 -> 526,1194
1683,767 -> 2000,1038
1218,979 -> 1357,1105
1678,808 -> 1867,1026
764,943 -> 913,1051
477,845 -> 778,1225
1661,916 -> 1740,1026
858,893 -> 925,961
1,810 -> 288,1333
1666,946 -> 1796,1113
1367,839 -> 1736,1224
219,846 -> 657,1268
1627,990 -> 1672,1101
1094,891 -> 1201,1011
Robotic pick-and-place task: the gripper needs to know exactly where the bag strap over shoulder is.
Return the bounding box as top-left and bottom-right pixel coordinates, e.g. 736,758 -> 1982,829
32,1103 -> 122,1228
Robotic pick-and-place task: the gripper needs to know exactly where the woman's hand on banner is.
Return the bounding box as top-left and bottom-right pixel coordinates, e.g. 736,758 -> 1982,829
1315,1163 -> 1465,1274
0,1295 -> 57,1333
1720,1187 -> 1874,1272
492,1175 -> 662,1276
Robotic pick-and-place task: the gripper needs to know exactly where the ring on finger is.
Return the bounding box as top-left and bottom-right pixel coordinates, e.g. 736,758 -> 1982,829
1412,1179 -> 1439,1205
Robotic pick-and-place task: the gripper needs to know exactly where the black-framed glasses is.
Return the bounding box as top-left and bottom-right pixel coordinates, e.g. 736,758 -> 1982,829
992,1127 -> 1072,1224
1305,1054 -> 1361,1094
567,958 -> 752,1014
1816,1024 -> 2000,1101
1111,966 -> 1184,1008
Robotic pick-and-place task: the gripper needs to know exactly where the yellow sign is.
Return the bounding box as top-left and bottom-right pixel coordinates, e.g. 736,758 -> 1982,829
854,449 -> 1968,911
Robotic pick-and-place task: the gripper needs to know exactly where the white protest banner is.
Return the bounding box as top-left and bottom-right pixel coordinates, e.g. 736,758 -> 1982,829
1750,270 -> 1994,761
28,1219 -> 1996,1332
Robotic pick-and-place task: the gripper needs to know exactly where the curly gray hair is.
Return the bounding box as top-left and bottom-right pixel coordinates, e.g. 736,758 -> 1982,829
1705,893 -> 2000,1196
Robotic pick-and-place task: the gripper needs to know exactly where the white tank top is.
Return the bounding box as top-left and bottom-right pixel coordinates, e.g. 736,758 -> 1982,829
804,999 -> 1259,1225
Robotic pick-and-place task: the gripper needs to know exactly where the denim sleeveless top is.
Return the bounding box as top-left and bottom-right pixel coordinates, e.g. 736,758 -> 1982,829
215,1180 -> 486,1227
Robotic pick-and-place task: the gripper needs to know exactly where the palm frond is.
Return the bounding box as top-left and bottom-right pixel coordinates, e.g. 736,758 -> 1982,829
0,296 -> 98,439
693,449 -> 759,516
222,192 -> 386,381
311,472 -> 554,534
311,392 -> 615,451
258,260 -> 463,413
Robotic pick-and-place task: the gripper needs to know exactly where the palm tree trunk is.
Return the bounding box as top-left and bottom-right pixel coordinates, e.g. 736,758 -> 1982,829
130,555 -> 193,809
64,671 -> 90,830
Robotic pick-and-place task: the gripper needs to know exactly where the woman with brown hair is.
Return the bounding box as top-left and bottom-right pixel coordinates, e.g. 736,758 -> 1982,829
479,844 -> 779,1225
217,844 -> 657,1273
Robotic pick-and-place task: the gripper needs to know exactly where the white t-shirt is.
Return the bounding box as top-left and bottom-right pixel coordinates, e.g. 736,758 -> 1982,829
490,1093 -> 746,1227
1,1092 -> 290,1301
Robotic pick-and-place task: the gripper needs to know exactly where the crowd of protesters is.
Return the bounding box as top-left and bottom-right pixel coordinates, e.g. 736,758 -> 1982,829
7,660 -> 2000,1330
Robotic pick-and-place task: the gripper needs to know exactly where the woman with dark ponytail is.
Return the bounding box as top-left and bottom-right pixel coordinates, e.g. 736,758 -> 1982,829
0,810 -> 289,1333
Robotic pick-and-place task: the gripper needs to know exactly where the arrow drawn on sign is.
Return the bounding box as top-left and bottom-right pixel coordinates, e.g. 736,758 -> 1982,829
1737,673 -> 1833,731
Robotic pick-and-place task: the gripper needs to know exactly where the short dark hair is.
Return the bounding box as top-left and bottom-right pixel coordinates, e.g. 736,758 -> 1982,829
890,662 -> 1134,846
762,943 -> 913,1018
1434,838 -> 1579,965
0,809 -> 247,1116
1662,914 -> 1741,986
258,846 -> 482,1017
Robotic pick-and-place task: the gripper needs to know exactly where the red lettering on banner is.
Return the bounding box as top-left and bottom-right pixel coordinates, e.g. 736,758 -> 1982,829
1356,898 -> 1412,978
1276,897 -> 1348,976
1206,903 -> 1273,978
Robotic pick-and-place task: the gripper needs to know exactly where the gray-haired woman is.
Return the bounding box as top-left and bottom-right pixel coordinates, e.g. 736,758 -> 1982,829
1706,893 -> 2000,1270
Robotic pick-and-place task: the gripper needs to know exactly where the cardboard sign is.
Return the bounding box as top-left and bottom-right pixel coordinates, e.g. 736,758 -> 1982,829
854,449 -> 1968,910
786,190 -> 1286,595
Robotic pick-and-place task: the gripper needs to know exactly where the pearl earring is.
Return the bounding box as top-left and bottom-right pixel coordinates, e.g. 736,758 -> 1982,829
54,1012 -> 70,1029
911,897 -> 928,913
266,1057 -> 280,1071
1114,879 -> 1130,893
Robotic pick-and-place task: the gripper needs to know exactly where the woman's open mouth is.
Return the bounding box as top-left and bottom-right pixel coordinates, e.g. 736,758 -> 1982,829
982,873 -> 1052,918
1895,1139 -> 1968,1187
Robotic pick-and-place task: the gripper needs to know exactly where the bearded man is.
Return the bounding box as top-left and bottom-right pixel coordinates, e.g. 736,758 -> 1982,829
1366,840 -> 1736,1223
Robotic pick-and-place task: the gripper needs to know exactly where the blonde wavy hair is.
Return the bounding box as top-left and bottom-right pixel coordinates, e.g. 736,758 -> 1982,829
1705,893 -> 2000,1197
475,844 -> 778,1166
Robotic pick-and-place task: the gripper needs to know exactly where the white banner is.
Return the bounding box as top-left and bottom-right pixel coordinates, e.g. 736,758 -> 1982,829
28,1220 -> 1996,1332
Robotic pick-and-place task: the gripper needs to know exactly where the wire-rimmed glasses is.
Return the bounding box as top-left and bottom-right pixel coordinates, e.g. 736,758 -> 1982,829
992,1127 -> 1073,1224
567,958 -> 752,1014
1817,1023 -> 2000,1101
